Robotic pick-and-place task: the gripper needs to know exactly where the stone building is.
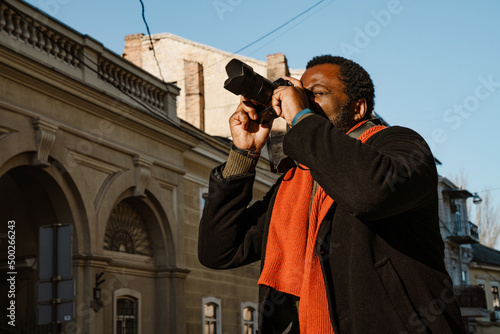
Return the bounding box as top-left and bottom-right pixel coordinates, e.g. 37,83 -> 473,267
469,244 -> 500,333
0,1 -> 277,333
469,244 -> 500,334
123,32 -> 304,138
439,176 -> 479,285
438,176 -> 490,332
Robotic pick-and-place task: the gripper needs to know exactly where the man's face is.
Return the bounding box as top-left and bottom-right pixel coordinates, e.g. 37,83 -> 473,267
301,63 -> 355,133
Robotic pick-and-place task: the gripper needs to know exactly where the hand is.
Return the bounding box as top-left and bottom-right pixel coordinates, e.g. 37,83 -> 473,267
229,97 -> 273,152
271,77 -> 310,126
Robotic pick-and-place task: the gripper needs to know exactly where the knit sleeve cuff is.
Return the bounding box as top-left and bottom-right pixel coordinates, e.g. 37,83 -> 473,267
292,109 -> 314,126
222,149 -> 259,178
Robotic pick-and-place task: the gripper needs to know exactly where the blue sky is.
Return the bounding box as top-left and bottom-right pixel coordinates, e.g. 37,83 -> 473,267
24,0 -> 500,216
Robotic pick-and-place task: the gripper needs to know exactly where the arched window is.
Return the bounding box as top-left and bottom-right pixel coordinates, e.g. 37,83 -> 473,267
104,201 -> 153,257
202,297 -> 221,334
113,289 -> 141,334
116,297 -> 138,334
241,302 -> 257,334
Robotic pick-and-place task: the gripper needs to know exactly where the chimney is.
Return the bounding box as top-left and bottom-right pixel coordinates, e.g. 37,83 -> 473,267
266,53 -> 290,81
265,53 -> 291,163
184,60 -> 205,131
123,33 -> 145,67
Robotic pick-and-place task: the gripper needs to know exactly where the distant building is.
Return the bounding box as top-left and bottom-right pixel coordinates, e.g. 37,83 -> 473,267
123,32 -> 304,139
438,176 -> 490,333
469,243 -> 500,333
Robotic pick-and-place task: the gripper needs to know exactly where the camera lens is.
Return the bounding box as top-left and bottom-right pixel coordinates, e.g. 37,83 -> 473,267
224,59 -> 275,107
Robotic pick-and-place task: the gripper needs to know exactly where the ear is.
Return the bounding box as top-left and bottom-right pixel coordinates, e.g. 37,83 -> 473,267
353,98 -> 367,122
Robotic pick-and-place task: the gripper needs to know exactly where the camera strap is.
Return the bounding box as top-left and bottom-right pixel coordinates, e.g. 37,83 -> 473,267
346,118 -> 383,139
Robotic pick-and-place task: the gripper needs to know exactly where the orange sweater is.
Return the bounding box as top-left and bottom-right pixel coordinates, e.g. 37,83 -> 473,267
258,122 -> 386,333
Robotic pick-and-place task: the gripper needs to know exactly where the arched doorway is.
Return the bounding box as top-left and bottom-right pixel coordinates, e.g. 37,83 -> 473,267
0,166 -> 75,333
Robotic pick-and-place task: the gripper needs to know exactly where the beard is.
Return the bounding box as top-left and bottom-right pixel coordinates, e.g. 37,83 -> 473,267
330,100 -> 357,133
309,99 -> 360,133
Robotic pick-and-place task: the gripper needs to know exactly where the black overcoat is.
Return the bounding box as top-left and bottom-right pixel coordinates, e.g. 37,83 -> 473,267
199,115 -> 466,334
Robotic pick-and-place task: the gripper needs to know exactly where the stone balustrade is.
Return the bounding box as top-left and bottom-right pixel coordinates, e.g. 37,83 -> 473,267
97,57 -> 166,110
0,0 -> 179,122
0,3 -> 81,67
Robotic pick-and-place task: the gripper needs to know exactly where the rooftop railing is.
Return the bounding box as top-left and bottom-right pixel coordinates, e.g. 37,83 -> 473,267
0,0 -> 179,123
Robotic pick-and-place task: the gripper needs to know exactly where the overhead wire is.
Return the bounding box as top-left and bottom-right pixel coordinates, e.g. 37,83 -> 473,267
141,0 -> 335,89
245,0 -> 335,57
476,187 -> 500,194
232,0 -> 331,55
138,0 -> 166,83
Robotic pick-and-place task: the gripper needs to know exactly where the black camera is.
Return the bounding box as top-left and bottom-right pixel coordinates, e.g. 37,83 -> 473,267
223,58 -> 292,123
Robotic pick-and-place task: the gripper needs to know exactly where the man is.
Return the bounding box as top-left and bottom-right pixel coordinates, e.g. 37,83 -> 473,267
198,55 -> 466,333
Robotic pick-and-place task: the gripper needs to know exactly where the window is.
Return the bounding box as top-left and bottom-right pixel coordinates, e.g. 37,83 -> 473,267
104,201 -> 153,257
200,187 -> 208,219
113,289 -> 141,334
202,297 -> 221,334
492,285 -> 500,311
204,303 -> 217,334
241,302 -> 257,334
454,203 -> 462,233
476,279 -> 489,321
117,297 -> 138,334
461,269 -> 468,284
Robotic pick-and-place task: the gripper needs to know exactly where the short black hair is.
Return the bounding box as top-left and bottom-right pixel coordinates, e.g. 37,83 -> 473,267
306,55 -> 375,117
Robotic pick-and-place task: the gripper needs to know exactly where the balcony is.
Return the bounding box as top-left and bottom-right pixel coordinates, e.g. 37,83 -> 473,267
447,221 -> 479,245
454,285 -> 489,318
0,0 -> 179,124
491,310 -> 500,322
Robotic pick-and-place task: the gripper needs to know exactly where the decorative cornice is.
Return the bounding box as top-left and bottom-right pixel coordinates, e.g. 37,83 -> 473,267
183,172 -> 209,187
469,261 -> 500,273
31,117 -> 58,166
155,267 -> 191,279
155,178 -> 177,191
68,150 -> 124,174
0,125 -> 17,141
152,160 -> 186,175
133,155 -> 154,197
72,253 -> 113,268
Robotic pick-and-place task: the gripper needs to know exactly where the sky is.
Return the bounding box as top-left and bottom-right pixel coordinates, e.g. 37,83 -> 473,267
23,0 -> 500,219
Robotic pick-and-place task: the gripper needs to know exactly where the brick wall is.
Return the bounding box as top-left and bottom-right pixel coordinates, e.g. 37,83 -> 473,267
123,33 -> 303,137
184,60 -> 204,130
266,53 -> 290,81
123,33 -> 145,67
